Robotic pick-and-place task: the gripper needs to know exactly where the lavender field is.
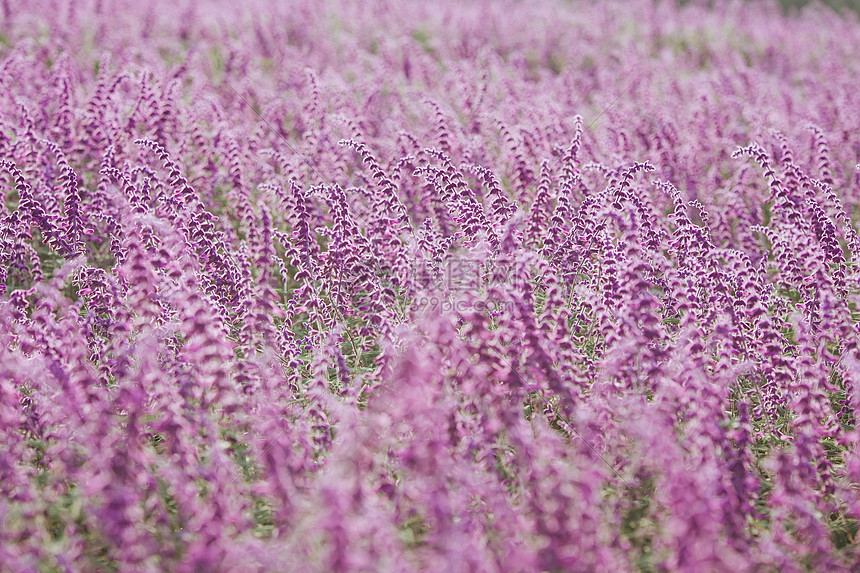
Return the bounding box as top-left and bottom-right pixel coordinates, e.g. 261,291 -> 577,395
3,0 -> 860,571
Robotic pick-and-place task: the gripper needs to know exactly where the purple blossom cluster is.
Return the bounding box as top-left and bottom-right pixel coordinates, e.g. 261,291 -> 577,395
2,0 -> 860,570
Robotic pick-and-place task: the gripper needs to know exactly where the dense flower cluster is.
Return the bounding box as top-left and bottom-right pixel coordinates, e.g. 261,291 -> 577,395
2,0 -> 860,570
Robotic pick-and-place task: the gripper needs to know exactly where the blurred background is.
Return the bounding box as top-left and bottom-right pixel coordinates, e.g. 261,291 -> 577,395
778,0 -> 860,11
679,0 -> 860,15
